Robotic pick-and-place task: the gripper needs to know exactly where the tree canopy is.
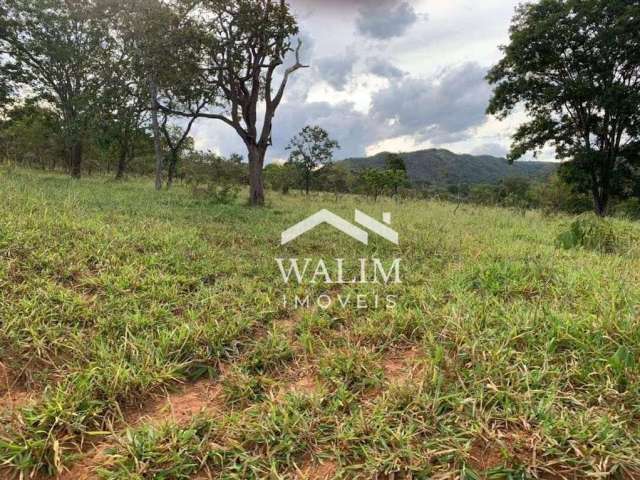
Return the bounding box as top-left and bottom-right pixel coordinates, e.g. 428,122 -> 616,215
487,0 -> 640,215
287,125 -> 340,194
0,0 -> 114,177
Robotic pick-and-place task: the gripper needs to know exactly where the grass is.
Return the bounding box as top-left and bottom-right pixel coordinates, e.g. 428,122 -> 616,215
0,168 -> 639,478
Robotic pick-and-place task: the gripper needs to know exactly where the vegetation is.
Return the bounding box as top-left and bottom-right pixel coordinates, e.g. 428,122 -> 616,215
287,125 -> 340,195
152,0 -> 307,205
0,0 -> 306,205
1,0 -> 640,477
487,0 -> 640,216
1,0 -> 114,177
343,148 -> 557,186
1,169 -> 639,479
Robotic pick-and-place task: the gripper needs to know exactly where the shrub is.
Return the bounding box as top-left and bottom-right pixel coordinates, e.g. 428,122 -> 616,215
613,198 -> 640,220
556,213 -> 624,253
530,175 -> 593,214
190,183 -> 239,204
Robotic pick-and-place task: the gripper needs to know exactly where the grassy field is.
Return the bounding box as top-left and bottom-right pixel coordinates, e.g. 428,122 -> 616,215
1,168 -> 640,479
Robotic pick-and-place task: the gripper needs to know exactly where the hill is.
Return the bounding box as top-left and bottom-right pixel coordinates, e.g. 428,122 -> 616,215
341,148 -> 558,185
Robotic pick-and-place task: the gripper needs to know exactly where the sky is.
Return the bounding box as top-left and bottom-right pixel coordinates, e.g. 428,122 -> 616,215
191,0 -> 551,163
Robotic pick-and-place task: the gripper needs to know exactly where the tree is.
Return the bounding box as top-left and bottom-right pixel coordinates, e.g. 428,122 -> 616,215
487,0 -> 640,216
158,0 -> 307,206
106,0 -> 197,190
0,75 -> 11,115
360,168 -> 388,201
384,153 -> 409,195
286,126 -> 340,194
160,119 -> 197,187
95,56 -> 149,180
0,5 -> 13,114
0,0 -> 113,178
316,163 -> 353,200
0,104 -> 65,168
384,168 -> 410,197
264,163 -> 299,194
384,153 -> 407,173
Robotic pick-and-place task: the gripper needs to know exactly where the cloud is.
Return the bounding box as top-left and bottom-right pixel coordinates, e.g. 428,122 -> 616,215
470,143 -> 508,158
269,100 -> 378,160
194,62 -> 493,162
315,50 -> 358,91
356,1 -> 419,40
370,62 -> 492,144
366,57 -> 406,79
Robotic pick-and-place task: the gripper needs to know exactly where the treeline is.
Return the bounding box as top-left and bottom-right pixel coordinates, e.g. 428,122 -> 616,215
0,0 -> 308,205
0,103 -> 245,183
265,154 -> 640,220
2,0 -> 640,216
2,105 -> 640,219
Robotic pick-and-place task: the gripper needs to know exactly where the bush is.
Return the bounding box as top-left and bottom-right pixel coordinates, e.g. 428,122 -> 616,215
556,213 -> 624,253
613,198 -> 640,220
190,183 -> 239,204
529,175 -> 593,214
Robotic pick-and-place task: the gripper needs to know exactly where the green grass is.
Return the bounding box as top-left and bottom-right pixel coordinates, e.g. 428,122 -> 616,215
1,168 -> 639,478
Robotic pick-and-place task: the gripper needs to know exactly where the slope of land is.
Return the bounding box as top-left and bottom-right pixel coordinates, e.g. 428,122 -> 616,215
342,148 -> 558,185
0,169 -> 639,479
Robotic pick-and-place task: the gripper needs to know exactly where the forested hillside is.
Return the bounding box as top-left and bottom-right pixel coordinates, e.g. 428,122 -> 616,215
342,149 -> 557,185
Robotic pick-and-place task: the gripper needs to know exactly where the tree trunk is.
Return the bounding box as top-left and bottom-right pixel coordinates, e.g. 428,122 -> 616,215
591,168 -> 610,217
148,78 -> 164,191
593,190 -> 609,217
115,146 -> 127,180
70,142 -> 82,179
305,172 -> 310,195
167,152 -> 177,189
248,145 -> 266,206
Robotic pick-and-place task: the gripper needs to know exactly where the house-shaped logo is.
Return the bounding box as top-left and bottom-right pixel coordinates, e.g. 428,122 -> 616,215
281,209 -> 399,245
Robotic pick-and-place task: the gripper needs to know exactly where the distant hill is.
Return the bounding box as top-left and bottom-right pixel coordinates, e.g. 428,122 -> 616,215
341,148 -> 557,185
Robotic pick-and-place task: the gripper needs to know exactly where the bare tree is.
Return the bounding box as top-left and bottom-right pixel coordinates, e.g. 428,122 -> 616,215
159,0 -> 307,206
160,100 -> 205,187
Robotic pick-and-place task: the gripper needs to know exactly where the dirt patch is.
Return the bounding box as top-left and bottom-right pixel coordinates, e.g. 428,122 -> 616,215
58,443 -> 111,480
296,460 -> 338,479
287,373 -> 318,396
58,380 -> 223,480
130,379 -> 223,426
0,362 -> 37,412
382,347 -> 422,383
468,422 -> 544,475
468,438 -> 505,473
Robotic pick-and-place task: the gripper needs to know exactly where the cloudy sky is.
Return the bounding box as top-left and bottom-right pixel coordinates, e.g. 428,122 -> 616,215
192,0 -> 548,163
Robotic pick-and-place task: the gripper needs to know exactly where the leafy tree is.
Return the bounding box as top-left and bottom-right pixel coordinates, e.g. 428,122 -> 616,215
360,168 -> 388,201
0,0 -> 113,178
0,76 -> 11,114
160,115 -> 199,188
286,126 -> 340,194
106,0 -> 198,189
487,0 -> 640,216
264,163 -> 299,194
182,151 -> 247,194
316,163 -> 354,199
0,105 -> 65,168
383,153 -> 409,195
158,0 -> 307,206
95,58 -> 149,180
384,153 -> 407,173
384,168 -> 410,196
